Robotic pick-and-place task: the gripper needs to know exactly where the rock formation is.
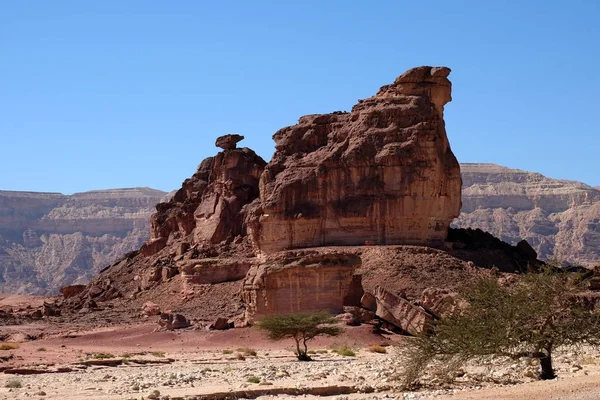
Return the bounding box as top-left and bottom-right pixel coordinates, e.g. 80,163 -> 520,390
454,163 -> 600,266
0,188 -> 167,294
242,252 -> 361,321
248,66 -> 462,253
63,67 -> 547,336
143,141 -> 266,257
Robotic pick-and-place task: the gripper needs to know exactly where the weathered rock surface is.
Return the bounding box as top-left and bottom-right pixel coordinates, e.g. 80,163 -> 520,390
372,286 -> 433,335
215,134 -> 244,150
145,143 -> 266,256
454,163 -> 600,266
242,252 -> 361,321
61,67 -> 551,334
0,188 -> 167,294
248,66 -> 462,253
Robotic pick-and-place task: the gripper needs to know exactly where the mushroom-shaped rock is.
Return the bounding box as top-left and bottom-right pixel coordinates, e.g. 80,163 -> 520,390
215,134 -> 244,150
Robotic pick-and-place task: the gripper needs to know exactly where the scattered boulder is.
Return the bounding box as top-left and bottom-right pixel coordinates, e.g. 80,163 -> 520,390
142,302 -> 161,316
60,285 -> 86,299
158,313 -> 191,330
419,287 -> 460,317
42,302 -> 60,317
88,285 -> 104,298
209,317 -> 230,330
215,134 -> 244,150
371,287 -> 433,335
343,306 -> 376,323
29,310 -> 43,320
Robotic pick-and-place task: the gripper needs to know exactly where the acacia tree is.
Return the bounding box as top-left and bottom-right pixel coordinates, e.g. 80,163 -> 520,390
402,269 -> 600,386
257,311 -> 341,361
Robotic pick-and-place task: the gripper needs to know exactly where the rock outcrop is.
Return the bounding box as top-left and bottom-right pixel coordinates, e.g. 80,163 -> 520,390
247,66 -> 462,253
454,163 -> 600,266
242,252 -> 361,321
0,188 -> 167,294
63,67 -> 550,335
144,143 -> 266,257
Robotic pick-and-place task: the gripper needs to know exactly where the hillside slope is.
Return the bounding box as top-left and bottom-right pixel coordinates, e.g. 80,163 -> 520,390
0,188 -> 167,294
453,163 -> 600,266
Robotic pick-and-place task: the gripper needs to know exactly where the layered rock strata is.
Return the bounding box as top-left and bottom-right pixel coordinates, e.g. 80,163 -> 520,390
0,188 -> 166,294
242,252 -> 361,321
454,163 -> 600,266
67,67 -> 543,335
247,66 -> 462,253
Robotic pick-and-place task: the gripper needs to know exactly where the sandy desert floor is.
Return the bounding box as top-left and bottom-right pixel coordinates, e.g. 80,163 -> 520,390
0,320 -> 599,400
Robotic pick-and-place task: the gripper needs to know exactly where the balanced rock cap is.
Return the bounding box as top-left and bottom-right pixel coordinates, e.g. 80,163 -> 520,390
215,134 -> 245,150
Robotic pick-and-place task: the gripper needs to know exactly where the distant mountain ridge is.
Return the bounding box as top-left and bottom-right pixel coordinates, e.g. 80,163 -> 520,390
0,187 -> 167,294
1,164 -> 598,295
453,163 -> 600,266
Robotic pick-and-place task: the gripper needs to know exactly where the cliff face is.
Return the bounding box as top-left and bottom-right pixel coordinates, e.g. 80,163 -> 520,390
453,163 -> 600,266
0,188 -> 167,294
248,66 -> 462,253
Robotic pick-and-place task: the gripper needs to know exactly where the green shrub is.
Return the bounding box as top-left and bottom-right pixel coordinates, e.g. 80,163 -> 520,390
5,378 -> 22,388
257,311 -> 341,361
400,268 -> 600,387
91,353 -> 115,359
246,376 -> 260,384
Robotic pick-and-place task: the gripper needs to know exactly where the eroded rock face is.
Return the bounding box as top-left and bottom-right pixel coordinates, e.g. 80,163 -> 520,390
242,251 -> 361,321
248,66 -> 461,253
145,146 -> 266,255
215,134 -> 244,150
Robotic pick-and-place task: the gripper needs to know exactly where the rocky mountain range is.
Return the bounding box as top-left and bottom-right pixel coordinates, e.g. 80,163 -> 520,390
0,188 -> 167,294
2,166 -> 598,297
454,163 -> 600,266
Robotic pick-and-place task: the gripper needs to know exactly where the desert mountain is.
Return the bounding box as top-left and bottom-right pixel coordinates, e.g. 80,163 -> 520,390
454,163 -> 600,266
0,188 -> 167,294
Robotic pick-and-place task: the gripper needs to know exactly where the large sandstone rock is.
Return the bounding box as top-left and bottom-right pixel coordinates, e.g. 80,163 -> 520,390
242,252 -> 361,321
248,66 -> 462,254
372,286 -> 433,335
454,163 -> 600,266
179,259 -> 252,286
147,145 -> 266,255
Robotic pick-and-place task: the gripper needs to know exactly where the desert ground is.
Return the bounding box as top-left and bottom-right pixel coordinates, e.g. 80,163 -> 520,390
1,312 -> 600,400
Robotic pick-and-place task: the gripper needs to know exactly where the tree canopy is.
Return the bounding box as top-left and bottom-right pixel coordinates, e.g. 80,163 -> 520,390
402,268 -> 600,386
257,310 -> 341,361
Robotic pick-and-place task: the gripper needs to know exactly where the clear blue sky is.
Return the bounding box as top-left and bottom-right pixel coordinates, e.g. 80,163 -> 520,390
2,1 -> 599,194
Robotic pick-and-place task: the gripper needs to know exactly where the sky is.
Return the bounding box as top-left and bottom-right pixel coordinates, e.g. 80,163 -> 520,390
1,1 -> 599,194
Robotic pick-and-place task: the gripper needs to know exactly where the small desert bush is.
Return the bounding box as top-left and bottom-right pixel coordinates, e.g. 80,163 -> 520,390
5,378 -> 22,388
91,353 -> 115,359
246,376 -> 260,384
151,351 -> 165,358
222,349 -> 233,355
37,347 -> 47,352
236,353 -> 246,361
369,345 -> 387,354
257,311 -> 341,361
237,347 -> 257,356
0,343 -> 19,351
332,344 -> 356,357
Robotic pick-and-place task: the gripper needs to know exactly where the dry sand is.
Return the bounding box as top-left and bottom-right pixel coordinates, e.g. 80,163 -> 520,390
0,322 -> 599,399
